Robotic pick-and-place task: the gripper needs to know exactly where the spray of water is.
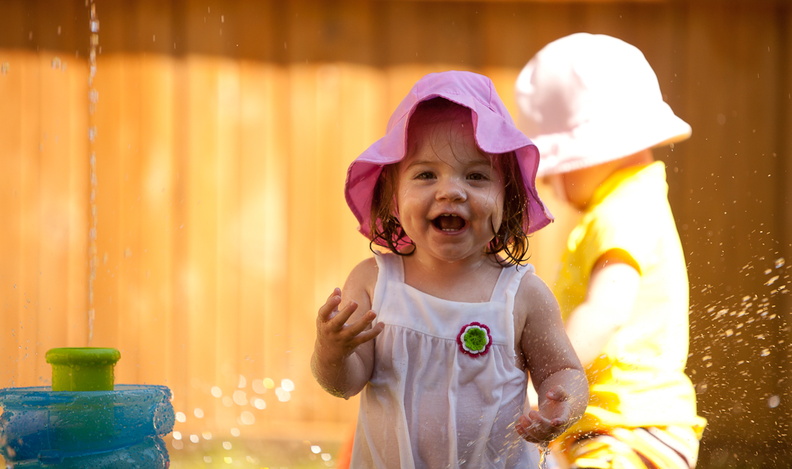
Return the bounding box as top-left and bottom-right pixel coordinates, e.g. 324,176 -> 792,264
689,255 -> 790,466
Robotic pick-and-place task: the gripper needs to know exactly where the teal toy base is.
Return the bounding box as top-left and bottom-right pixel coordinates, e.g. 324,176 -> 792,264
0,384 -> 174,467
8,437 -> 169,469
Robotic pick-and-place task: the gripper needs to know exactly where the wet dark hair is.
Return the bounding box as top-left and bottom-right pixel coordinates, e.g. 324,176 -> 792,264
368,99 -> 531,265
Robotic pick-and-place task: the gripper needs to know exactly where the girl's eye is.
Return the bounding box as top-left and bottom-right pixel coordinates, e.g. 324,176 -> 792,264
415,171 -> 435,180
468,172 -> 488,181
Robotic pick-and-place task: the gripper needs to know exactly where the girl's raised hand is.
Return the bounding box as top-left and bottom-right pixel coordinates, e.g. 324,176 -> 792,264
315,288 -> 384,362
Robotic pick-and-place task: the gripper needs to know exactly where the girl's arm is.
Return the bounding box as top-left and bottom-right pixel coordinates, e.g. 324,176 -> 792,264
311,258 -> 384,399
516,273 -> 589,444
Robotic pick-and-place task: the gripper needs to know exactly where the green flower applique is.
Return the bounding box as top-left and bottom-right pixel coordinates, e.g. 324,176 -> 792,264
457,322 -> 492,357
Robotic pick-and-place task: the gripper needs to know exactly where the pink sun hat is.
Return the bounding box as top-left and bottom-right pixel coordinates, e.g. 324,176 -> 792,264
515,33 -> 692,177
345,70 -> 553,245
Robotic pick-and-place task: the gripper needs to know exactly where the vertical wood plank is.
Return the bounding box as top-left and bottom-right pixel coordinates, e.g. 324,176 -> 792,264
0,51 -> 28,386
15,50 -> 43,388
133,0 -> 177,389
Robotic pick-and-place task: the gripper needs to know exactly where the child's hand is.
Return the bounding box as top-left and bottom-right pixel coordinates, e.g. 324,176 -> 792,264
515,385 -> 573,444
315,288 -> 384,362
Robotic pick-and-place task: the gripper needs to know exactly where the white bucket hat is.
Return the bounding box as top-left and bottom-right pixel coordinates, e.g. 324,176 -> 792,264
515,33 -> 691,177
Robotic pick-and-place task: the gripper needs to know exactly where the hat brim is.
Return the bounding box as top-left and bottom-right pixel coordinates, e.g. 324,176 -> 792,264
534,102 -> 691,177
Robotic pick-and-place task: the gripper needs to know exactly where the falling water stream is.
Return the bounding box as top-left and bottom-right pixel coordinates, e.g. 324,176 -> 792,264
87,0 -> 99,344
537,443 -> 550,469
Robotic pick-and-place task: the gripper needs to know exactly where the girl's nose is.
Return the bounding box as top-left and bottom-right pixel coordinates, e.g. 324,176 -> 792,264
436,178 -> 467,202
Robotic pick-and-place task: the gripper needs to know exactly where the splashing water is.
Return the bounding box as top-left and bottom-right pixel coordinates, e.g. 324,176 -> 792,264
537,442 -> 551,469
689,255 -> 790,466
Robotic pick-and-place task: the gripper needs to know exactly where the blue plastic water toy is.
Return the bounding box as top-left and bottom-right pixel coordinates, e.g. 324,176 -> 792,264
0,348 -> 175,468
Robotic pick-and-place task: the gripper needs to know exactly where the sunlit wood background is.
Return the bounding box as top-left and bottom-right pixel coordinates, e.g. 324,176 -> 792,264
1,0 -> 790,466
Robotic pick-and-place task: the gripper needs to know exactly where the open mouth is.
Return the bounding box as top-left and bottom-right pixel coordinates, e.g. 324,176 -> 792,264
432,214 -> 467,232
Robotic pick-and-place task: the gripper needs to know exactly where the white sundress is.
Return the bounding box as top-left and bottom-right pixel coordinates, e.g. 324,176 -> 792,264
350,252 -> 540,468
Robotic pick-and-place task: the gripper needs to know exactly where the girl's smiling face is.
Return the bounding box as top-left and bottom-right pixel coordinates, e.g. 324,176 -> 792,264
394,103 -> 505,264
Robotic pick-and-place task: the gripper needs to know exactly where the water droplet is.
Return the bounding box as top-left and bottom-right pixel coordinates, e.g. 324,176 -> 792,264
239,411 -> 255,425
232,390 -> 247,406
281,378 -> 295,392
2,62 -> 10,74
252,379 -> 266,394
275,387 -> 291,402
765,275 -> 780,286
768,395 -> 781,408
51,57 -> 61,69
775,257 -> 785,268
90,20 -> 100,33
252,397 -> 266,410
760,348 -> 771,357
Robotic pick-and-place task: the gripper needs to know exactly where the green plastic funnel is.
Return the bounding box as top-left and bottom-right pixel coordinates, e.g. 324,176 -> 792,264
45,347 -> 121,391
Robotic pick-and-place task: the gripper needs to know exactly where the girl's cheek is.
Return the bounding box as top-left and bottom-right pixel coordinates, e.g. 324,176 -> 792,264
483,196 -> 505,233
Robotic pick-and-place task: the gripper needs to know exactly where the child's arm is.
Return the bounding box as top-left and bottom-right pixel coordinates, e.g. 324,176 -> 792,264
311,258 -> 384,399
515,273 -> 589,444
564,249 -> 640,367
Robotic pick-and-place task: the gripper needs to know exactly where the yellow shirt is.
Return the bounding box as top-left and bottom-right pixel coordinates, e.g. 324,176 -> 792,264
555,161 -> 706,435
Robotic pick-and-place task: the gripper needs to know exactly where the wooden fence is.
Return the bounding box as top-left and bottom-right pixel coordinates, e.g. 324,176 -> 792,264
1,0 -> 790,466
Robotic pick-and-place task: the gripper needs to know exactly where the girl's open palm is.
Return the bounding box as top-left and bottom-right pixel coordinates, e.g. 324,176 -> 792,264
315,288 -> 383,362
515,385 -> 574,444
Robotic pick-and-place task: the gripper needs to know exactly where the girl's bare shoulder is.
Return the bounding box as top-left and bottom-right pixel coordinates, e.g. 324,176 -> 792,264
515,267 -> 560,318
343,256 -> 381,303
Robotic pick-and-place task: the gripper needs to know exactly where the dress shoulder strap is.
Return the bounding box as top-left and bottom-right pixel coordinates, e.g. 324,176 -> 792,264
372,252 -> 403,312
490,262 -> 534,305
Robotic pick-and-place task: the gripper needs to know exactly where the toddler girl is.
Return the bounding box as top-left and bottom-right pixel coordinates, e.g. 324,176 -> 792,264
312,70 -> 588,468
